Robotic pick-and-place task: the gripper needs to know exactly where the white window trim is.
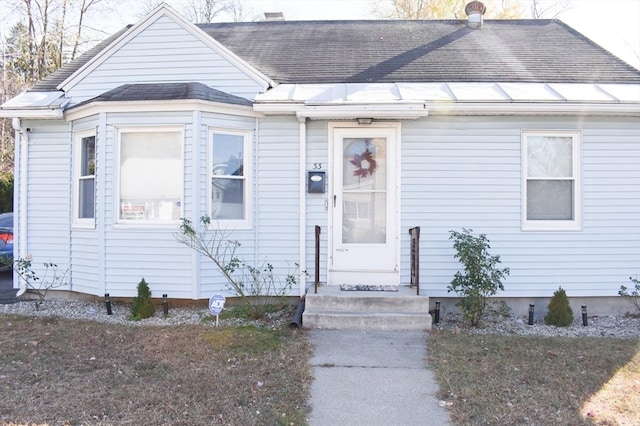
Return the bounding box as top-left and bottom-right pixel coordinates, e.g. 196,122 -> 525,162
114,126 -> 185,227
73,129 -> 96,228
208,128 -> 253,230
522,130 -> 582,231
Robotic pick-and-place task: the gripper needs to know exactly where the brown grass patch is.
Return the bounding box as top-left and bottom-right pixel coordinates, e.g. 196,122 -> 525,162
0,314 -> 311,425
428,331 -> 639,425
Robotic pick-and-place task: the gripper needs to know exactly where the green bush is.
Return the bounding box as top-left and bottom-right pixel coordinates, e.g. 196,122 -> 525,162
544,287 -> 574,327
0,173 -> 13,213
131,278 -> 156,320
618,276 -> 640,314
447,228 -> 510,326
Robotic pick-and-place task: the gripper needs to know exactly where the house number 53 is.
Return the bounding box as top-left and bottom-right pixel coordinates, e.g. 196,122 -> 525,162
313,163 -> 322,169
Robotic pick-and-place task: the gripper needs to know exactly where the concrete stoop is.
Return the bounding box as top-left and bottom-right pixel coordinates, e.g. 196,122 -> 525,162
303,285 -> 432,331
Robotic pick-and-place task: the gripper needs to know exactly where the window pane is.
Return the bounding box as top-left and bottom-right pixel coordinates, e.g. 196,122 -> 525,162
527,180 -> 574,220
120,131 -> 182,221
527,136 -> 573,178
343,138 -> 386,190
78,178 -> 95,219
342,192 -> 386,244
213,134 -> 244,176
81,136 -> 95,176
211,133 -> 246,220
211,178 -> 244,219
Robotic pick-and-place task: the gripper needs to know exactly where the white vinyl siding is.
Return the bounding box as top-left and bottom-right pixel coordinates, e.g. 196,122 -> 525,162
396,116 -> 639,299
66,16 -> 264,105
19,120 -> 72,288
522,131 -> 581,231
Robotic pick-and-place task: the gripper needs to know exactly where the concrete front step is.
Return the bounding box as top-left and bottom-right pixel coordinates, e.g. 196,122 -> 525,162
303,285 -> 432,331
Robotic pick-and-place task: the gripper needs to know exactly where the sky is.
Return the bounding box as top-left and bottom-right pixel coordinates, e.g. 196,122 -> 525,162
0,0 -> 638,69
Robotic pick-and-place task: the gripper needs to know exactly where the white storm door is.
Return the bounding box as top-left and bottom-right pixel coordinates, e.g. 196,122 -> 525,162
330,125 -> 400,285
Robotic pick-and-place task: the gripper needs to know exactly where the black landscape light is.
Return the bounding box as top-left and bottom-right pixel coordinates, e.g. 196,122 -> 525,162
163,294 -> 169,316
582,305 -> 588,326
105,293 -> 112,315
528,304 -> 535,325
434,301 -> 441,324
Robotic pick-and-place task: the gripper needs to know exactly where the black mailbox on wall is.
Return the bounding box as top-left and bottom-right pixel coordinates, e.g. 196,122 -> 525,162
308,171 -> 326,193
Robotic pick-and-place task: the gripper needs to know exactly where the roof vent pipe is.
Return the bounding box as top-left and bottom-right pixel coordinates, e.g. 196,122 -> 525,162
465,1 -> 486,28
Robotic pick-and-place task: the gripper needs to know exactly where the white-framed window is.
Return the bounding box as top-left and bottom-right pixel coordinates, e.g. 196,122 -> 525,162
116,127 -> 183,224
522,130 -> 581,231
209,129 -> 251,228
74,130 -> 96,226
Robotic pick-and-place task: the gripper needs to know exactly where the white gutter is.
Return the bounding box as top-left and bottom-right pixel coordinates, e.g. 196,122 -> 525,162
424,102 -> 640,117
0,108 -> 64,119
298,118 -> 307,298
11,118 -> 28,297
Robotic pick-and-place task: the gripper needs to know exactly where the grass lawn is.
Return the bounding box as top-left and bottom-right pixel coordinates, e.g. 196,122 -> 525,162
0,310 -> 311,425
428,331 -> 640,425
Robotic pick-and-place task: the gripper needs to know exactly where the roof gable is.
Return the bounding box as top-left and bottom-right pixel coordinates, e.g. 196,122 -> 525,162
49,3 -> 273,93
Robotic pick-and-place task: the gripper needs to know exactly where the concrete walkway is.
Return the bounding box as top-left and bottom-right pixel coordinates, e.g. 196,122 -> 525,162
308,330 -> 452,426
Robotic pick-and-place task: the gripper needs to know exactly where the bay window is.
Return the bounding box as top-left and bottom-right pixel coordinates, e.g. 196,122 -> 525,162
210,130 -> 251,227
74,131 -> 96,224
117,128 -> 183,223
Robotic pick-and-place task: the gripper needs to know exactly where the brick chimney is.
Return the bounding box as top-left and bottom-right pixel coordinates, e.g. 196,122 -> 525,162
465,1 -> 486,29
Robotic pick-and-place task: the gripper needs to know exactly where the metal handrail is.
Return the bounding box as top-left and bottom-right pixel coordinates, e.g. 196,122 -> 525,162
409,226 -> 420,295
314,225 -> 321,294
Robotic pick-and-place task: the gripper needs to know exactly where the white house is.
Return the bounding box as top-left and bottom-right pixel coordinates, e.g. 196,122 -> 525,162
1,2 -> 639,319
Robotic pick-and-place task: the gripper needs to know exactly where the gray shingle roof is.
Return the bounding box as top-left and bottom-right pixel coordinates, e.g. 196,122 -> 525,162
199,19 -> 640,84
31,19 -> 640,92
72,82 -> 253,107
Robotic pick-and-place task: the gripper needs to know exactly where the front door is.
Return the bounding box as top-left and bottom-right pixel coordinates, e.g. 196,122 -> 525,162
329,124 -> 400,285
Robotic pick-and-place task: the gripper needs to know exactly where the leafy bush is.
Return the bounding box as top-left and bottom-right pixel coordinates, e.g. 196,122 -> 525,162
544,287 -> 573,327
131,278 -> 156,320
14,257 -> 68,310
175,216 -> 299,318
0,173 -> 13,213
618,276 -> 640,314
447,228 -> 510,326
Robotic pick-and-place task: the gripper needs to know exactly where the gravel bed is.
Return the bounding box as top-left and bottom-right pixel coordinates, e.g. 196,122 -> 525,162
0,299 -> 293,329
1,298 -> 639,338
434,312 -> 640,339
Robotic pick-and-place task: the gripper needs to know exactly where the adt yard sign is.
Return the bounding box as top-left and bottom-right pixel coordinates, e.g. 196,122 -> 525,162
209,294 -> 226,315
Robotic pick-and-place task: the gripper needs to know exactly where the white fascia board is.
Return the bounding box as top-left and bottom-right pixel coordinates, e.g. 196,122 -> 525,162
0,108 -> 64,119
425,102 -> 640,116
254,102 -> 429,119
59,4 -> 274,92
65,100 -> 263,121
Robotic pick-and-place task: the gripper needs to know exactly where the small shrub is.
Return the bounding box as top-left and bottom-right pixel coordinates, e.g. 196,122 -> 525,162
131,278 -> 156,320
544,287 -> 574,327
618,276 -> 640,314
447,228 -> 510,326
14,257 -> 68,310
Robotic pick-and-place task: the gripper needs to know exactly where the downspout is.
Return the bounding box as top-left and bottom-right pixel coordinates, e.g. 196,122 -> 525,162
298,118 -> 307,298
11,118 -> 28,297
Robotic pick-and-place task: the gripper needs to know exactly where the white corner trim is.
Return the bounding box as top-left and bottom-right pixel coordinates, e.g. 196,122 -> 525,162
58,4 -> 274,92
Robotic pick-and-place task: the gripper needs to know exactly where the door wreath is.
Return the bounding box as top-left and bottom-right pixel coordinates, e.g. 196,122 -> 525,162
350,148 -> 377,178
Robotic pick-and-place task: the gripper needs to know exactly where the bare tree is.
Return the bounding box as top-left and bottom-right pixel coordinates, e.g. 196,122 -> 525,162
374,0 -> 524,19
529,0 -> 571,19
